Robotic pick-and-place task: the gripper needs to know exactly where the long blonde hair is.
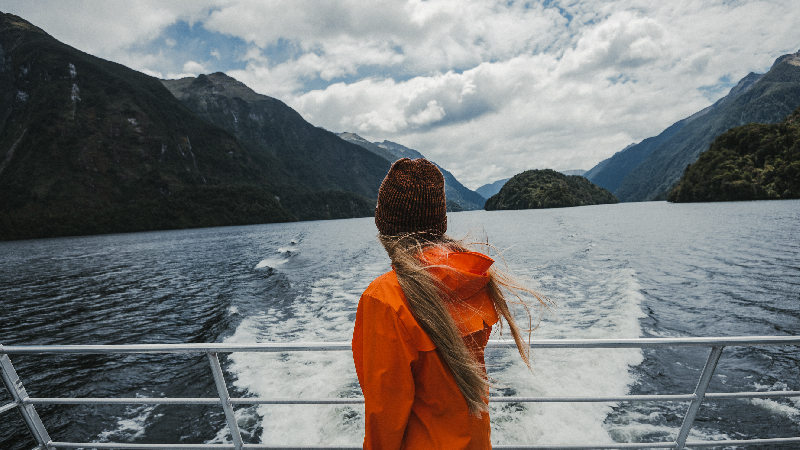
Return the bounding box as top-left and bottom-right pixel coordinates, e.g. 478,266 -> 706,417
379,232 -> 548,415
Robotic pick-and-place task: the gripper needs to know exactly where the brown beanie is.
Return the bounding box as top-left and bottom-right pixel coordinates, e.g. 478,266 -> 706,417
375,158 -> 447,236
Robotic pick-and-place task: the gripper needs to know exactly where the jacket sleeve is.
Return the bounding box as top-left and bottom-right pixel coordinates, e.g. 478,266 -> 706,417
352,293 -> 418,450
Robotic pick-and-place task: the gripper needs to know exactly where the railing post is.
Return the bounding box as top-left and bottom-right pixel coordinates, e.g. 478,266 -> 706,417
0,346 -> 52,448
207,352 -> 244,450
675,345 -> 724,449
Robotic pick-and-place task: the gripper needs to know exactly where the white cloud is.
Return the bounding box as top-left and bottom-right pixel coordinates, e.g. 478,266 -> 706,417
277,0 -> 800,188
408,100 -> 446,126
0,1 -> 214,57
182,60 -> 207,75
1,0 -> 799,189
558,12 -> 668,76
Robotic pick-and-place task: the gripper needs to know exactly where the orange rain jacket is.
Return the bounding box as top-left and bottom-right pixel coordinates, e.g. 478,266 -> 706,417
352,248 -> 499,449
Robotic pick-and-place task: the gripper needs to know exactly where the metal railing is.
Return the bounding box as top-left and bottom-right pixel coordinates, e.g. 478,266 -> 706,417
1,336 -> 799,449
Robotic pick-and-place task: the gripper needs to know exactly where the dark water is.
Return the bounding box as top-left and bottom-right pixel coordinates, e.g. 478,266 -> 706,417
0,200 -> 798,447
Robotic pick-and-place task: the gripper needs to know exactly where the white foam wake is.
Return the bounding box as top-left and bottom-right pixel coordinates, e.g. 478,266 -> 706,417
218,257 -> 649,446
220,260 -> 387,445
96,400 -> 163,443
488,265 -> 646,445
254,257 -> 286,270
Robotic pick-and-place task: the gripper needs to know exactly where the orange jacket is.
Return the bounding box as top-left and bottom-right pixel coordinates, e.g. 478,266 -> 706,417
352,248 -> 499,449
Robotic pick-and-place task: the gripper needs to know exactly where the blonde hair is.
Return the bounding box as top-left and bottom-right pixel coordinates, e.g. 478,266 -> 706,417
379,233 -> 548,415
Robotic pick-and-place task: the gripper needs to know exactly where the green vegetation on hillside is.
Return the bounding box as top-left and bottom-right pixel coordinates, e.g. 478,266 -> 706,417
586,51 -> 800,202
484,169 -> 617,210
0,14 -> 381,240
668,107 -> 800,202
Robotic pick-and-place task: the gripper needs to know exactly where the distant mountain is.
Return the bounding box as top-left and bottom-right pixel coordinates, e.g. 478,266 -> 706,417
162,74 -> 389,219
585,50 -> 800,201
476,178 -> 510,199
475,169 -> 584,199
484,169 -> 617,210
0,13 -> 386,240
668,106 -> 800,202
338,132 -> 485,210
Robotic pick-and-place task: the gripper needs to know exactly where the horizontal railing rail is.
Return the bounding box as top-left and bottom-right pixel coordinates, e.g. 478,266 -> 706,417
3,335 -> 800,354
2,336 -> 799,449
21,390 -> 800,406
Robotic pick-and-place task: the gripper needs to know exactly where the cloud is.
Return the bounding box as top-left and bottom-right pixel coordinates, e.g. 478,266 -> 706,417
182,60 -> 207,75
2,0 -> 799,188
558,12 -> 668,77
1,1 -> 215,58
278,0 -> 800,188
201,0 -> 571,77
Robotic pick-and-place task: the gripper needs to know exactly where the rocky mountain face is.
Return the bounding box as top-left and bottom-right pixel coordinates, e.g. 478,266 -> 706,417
585,51 -> 800,201
337,132 -> 485,210
162,74 -> 389,218
0,13 -> 386,240
0,13 -> 287,239
484,169 -> 617,210
668,106 -> 800,202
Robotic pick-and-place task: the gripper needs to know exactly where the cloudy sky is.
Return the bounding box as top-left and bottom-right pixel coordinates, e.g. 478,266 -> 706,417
2,1 -> 799,188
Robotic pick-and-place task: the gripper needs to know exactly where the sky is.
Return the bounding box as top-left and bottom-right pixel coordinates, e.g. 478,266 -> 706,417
1,1 -> 799,189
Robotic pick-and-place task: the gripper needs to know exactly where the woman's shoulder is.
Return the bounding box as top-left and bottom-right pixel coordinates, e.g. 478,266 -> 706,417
362,270 -> 405,310
360,270 -> 436,351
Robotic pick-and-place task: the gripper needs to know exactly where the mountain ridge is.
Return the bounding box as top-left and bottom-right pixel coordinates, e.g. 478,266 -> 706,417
162,72 -> 390,219
0,13 -> 387,239
476,178 -> 510,199
585,50 -> 800,201
337,132 -> 485,210
0,12 -> 299,239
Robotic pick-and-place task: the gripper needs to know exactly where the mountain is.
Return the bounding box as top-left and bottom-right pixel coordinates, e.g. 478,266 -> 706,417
585,51 -> 800,201
484,169 -> 617,210
0,13 -> 386,240
0,13 -> 283,239
668,106 -> 800,202
475,169 -> 584,199
476,178 -> 510,199
337,132 -> 485,210
162,74 -> 389,219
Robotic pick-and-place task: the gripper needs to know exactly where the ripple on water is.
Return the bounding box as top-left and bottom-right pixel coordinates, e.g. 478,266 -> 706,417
0,201 -> 798,447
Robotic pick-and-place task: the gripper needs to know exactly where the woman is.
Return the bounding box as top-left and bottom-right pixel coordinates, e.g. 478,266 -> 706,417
352,158 -> 543,449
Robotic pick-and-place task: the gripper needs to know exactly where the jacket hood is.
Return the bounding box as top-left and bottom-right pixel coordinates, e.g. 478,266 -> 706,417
421,247 -> 494,299
420,247 -> 499,336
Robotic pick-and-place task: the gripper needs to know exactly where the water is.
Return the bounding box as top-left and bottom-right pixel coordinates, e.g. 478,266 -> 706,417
0,200 -> 798,447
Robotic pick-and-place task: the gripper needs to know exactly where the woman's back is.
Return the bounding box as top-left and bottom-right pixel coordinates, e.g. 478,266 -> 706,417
352,247 -> 498,449
353,158 -> 537,449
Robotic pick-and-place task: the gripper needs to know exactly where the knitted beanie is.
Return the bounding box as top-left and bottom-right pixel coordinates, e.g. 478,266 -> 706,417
375,158 -> 447,236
